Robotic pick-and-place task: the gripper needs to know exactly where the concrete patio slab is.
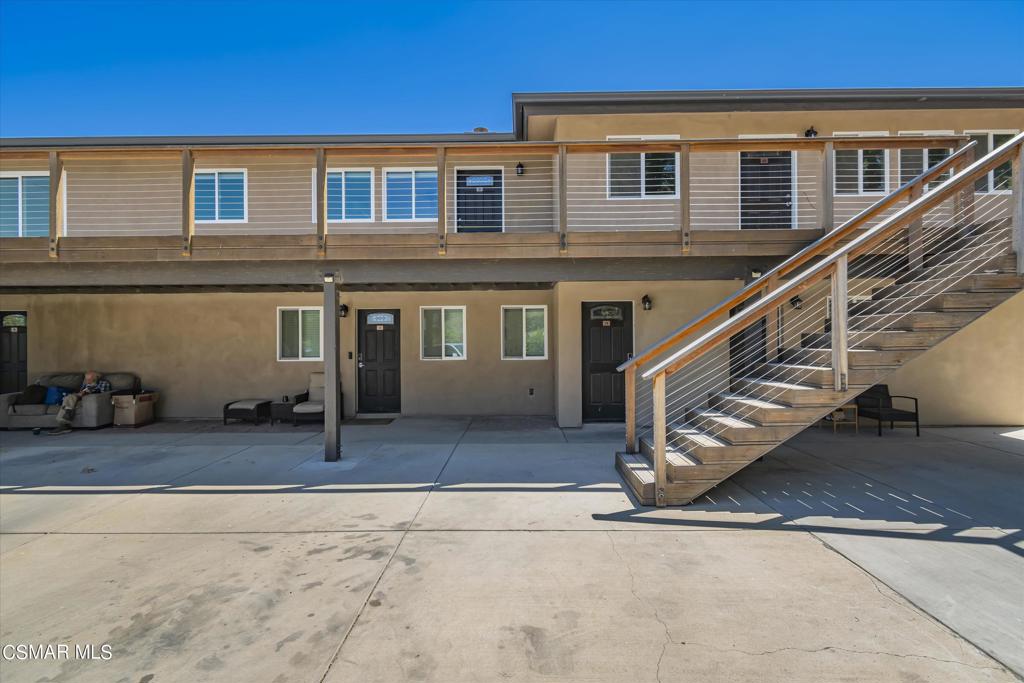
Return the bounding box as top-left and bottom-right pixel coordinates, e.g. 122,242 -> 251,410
0,419 -> 1020,681
0,530 -> 400,683
324,529 -> 1013,683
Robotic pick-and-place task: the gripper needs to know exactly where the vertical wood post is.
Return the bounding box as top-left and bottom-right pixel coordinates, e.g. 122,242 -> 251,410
437,146 -> 447,254
679,143 -> 691,254
315,148 -> 327,254
48,152 -> 64,258
1013,145 -> 1024,276
763,274 -> 780,361
625,365 -> 637,453
323,273 -> 341,461
830,256 -> 849,392
908,182 -> 924,270
819,142 -> 834,231
180,149 -> 194,256
558,144 -> 568,253
960,144 -> 976,227
652,372 -> 667,507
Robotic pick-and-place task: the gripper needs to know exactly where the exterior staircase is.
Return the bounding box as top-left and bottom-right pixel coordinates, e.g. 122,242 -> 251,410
615,132 -> 1024,506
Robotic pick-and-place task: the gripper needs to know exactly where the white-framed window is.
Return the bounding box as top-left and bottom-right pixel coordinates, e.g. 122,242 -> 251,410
606,135 -> 680,199
312,168 -> 374,222
898,131 -> 953,189
195,169 -> 247,223
384,168 -> 438,221
965,130 -> 1018,193
420,306 -> 465,360
277,307 -> 323,361
833,132 -> 889,196
501,305 -> 547,360
0,171 -> 49,237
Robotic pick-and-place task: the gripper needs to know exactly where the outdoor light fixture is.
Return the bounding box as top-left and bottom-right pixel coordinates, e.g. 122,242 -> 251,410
323,272 -> 335,283
516,162 -> 525,176
804,126 -> 818,138
790,295 -> 804,310
641,294 -> 653,311
339,304 -> 349,318
750,269 -> 763,279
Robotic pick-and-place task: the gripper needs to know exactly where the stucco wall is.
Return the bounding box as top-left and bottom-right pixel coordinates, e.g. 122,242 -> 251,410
0,290 -> 555,419
553,279 -> 744,427
884,291 -> 1023,426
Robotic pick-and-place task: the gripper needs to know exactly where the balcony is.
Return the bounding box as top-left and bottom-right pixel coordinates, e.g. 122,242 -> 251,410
0,134 -> 975,264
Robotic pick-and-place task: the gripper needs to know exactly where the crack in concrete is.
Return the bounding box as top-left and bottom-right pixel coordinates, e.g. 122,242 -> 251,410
676,639 -> 1007,672
605,531 -> 671,683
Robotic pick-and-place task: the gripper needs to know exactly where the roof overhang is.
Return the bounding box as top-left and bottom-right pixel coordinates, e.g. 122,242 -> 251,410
512,87 -> 1024,139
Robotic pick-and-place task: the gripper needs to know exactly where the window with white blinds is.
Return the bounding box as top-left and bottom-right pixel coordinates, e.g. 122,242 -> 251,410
278,307 -> 322,361
0,173 -> 49,237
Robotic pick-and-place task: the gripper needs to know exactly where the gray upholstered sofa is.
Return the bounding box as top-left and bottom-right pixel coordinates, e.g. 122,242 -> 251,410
0,372 -> 140,430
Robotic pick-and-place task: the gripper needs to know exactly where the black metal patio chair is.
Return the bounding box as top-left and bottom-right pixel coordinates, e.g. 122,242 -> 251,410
855,384 -> 920,437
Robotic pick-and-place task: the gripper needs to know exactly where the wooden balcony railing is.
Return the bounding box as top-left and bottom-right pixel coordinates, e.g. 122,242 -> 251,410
0,135 -> 969,262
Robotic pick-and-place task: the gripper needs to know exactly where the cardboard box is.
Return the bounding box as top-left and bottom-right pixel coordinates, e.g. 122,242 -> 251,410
112,392 -> 158,427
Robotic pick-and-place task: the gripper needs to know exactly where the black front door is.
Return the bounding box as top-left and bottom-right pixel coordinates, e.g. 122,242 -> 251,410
740,151 -> 793,229
455,169 -> 503,232
582,302 -> 633,422
358,310 -> 401,414
0,312 -> 27,394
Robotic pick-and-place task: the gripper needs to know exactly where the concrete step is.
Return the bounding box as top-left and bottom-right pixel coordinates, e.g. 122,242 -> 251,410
802,329 -> 957,350
615,451 -> 722,506
754,362 -> 891,388
733,377 -> 857,407
779,346 -> 926,368
709,392 -> 830,425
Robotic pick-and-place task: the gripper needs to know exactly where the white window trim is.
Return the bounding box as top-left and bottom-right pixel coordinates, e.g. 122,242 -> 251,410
0,170 -> 50,238
419,305 -> 467,361
832,131 -> 890,196
453,166 -> 506,232
897,131 -> 954,189
605,135 -> 681,200
964,130 -> 1019,195
276,306 -> 324,362
384,167 -> 438,222
736,134 -> 799,229
194,168 -> 248,224
500,305 -> 548,360
310,167 -> 376,223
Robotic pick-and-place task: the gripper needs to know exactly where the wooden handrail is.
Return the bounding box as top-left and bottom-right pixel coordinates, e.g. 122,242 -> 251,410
640,132 -> 1024,380
0,135 -> 966,156
617,138 -> 979,374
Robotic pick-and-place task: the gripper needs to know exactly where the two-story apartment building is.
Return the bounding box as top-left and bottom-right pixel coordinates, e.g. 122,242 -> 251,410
1,88 -> 1022,440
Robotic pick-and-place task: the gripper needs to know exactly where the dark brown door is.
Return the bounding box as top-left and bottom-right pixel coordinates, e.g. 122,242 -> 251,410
740,151 -> 793,229
0,312 -> 27,394
455,169 -> 503,232
358,310 -> 401,413
582,302 -> 633,422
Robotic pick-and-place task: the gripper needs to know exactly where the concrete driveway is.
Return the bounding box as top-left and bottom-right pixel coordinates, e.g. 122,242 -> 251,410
0,419 -> 1021,682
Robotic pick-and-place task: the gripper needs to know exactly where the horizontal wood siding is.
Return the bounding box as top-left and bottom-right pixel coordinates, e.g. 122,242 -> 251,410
193,150 -> 315,236
566,153 -> 679,232
322,153 -> 437,234
0,158 -> 49,173
444,153 -> 556,233
64,155 -> 181,237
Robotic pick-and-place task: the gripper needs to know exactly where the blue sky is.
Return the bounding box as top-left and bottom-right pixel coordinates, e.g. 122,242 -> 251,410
1,0 -> 1021,137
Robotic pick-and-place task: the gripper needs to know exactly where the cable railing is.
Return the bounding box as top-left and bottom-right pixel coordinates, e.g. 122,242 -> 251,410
2,135 -> 971,257
620,131 -> 1023,505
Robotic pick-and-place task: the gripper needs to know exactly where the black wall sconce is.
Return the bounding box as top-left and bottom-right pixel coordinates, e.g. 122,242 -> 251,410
515,162 -> 525,176
641,294 -> 653,311
789,296 -> 803,310
804,126 -> 818,138
338,303 -> 349,318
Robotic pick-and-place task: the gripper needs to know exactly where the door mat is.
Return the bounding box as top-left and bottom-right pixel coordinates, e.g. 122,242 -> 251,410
342,418 -> 394,426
